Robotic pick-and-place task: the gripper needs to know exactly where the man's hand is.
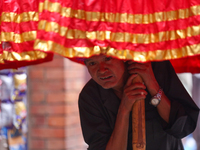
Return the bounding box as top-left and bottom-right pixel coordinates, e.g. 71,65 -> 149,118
120,74 -> 147,113
127,61 -> 159,96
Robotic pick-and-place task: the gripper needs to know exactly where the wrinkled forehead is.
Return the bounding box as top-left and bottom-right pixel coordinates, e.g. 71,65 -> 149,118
85,54 -> 106,60
73,54 -> 126,65
69,54 -> 110,65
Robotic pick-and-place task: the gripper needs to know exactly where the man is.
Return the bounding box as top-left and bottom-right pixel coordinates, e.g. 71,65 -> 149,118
78,54 -> 199,150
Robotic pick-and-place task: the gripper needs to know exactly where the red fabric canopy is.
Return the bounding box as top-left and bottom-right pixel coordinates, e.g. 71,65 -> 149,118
1,0 -> 200,72
34,0 -> 200,73
170,55 -> 200,73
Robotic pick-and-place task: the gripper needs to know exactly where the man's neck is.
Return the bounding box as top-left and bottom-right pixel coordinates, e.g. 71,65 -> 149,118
112,71 -> 129,100
113,89 -> 123,99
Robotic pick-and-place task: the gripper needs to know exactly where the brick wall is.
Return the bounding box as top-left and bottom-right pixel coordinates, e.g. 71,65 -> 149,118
64,58 -> 89,150
28,55 -> 89,150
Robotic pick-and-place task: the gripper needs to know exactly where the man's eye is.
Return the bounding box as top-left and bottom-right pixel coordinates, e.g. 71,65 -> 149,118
105,57 -> 112,61
89,62 -> 96,66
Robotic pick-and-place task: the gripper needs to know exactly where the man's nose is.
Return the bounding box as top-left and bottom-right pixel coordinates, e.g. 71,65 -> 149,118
98,62 -> 108,73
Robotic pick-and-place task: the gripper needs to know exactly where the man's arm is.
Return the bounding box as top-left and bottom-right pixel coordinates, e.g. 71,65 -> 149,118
127,61 -> 171,123
105,106 -> 130,150
128,61 -> 199,139
150,85 -> 171,123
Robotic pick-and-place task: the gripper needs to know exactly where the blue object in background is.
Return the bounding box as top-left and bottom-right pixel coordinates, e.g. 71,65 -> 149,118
183,134 -> 197,150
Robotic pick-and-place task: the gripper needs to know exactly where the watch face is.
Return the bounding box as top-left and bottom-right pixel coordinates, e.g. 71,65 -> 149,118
151,98 -> 159,105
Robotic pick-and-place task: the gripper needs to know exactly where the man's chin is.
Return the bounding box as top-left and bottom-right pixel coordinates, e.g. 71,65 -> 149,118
100,83 -> 115,89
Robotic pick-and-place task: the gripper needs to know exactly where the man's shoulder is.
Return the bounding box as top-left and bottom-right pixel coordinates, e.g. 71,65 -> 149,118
151,60 -> 171,68
151,60 -> 174,74
78,79 -> 107,108
82,79 -> 99,91
79,79 -> 101,98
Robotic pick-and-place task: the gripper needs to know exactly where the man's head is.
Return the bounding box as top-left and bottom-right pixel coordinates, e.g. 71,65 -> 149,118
85,54 -> 128,91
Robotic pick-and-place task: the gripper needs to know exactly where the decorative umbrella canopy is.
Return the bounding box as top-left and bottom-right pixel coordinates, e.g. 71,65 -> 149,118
0,0 -> 53,70
33,0 -> 200,73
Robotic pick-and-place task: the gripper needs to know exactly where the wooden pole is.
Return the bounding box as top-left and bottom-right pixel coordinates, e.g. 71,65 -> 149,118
132,75 -> 146,150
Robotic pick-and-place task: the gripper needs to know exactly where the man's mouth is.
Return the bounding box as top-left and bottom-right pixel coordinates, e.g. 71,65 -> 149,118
100,76 -> 112,80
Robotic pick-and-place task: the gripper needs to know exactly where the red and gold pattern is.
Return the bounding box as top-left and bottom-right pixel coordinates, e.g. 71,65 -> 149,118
0,0 -> 200,72
0,0 -> 53,69
34,0 -> 200,72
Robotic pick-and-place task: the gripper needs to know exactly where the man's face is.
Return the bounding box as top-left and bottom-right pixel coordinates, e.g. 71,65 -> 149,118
85,54 -> 127,91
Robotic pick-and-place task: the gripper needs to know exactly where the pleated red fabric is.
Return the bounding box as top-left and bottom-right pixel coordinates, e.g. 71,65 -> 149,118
34,0 -> 200,73
0,0 -> 53,69
1,0 -> 200,72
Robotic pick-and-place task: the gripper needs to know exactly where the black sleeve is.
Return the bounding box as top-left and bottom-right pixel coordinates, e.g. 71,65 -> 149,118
78,81 -> 112,150
153,61 -> 199,139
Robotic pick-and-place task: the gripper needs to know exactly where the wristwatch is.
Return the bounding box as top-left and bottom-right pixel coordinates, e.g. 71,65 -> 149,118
150,88 -> 163,107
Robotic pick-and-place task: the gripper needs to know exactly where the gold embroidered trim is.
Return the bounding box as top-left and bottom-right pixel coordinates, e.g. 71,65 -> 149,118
2,50 -> 48,61
1,12 -> 39,23
34,39 -> 200,62
1,31 -> 37,43
39,0 -> 200,24
38,20 -> 200,44
0,50 -> 48,63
